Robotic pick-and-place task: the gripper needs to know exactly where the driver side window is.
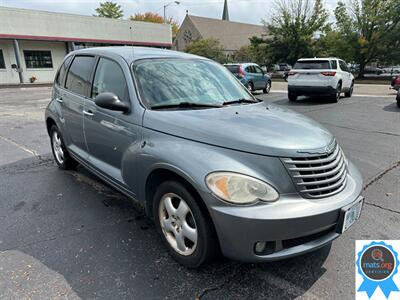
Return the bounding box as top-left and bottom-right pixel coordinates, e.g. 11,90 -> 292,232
92,58 -> 129,102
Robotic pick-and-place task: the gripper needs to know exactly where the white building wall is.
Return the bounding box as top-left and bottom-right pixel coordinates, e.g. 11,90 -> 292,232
0,6 -> 172,46
0,40 -> 66,84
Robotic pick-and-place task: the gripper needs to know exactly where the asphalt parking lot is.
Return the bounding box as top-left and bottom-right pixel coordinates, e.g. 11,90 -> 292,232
0,86 -> 399,299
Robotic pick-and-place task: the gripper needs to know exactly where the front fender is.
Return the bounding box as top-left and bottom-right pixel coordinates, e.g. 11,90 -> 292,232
137,128 -> 296,209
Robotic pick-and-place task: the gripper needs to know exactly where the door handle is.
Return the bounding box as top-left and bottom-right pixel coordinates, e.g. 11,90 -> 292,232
55,97 -> 63,103
83,110 -> 94,116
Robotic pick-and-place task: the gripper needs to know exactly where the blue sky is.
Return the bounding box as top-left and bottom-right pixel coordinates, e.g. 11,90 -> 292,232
0,0 -> 338,25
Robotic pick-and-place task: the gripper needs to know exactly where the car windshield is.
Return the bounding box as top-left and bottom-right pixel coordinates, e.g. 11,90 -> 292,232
294,60 -> 331,69
133,59 -> 254,108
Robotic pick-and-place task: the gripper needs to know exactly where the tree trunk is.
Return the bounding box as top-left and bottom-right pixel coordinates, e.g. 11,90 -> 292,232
357,62 -> 366,79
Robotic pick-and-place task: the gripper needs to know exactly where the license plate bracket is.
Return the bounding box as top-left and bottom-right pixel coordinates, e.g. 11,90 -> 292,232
337,196 -> 364,233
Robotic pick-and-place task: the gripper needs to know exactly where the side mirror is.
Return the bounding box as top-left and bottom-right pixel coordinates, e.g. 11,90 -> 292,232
94,92 -> 130,112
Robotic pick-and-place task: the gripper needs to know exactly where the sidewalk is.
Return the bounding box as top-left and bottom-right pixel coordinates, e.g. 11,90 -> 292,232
271,82 -> 397,96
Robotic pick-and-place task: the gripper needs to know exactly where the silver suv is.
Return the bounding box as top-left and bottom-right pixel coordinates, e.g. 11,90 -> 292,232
45,47 -> 364,267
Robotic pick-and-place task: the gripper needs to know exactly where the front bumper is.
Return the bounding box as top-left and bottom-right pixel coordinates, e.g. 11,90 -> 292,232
204,162 -> 363,262
288,85 -> 336,96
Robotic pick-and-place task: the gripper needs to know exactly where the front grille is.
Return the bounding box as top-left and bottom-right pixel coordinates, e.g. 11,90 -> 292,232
282,142 -> 348,198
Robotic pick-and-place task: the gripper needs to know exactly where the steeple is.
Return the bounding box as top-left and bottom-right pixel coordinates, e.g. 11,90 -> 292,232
222,0 -> 229,21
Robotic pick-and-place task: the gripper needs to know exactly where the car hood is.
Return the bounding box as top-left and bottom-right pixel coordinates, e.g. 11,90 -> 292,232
143,102 -> 334,157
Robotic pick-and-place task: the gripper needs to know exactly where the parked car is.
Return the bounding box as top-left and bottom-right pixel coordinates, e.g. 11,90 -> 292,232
225,63 -> 271,93
391,75 -> 400,90
274,63 -> 292,71
287,58 -> 355,102
46,47 -> 364,267
364,66 -> 384,75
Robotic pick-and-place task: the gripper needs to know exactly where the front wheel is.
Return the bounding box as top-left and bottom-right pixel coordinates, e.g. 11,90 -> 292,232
153,181 -> 218,268
263,80 -> 271,94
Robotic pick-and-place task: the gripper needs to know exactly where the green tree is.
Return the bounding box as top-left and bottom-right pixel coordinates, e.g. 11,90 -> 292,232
262,0 -> 330,65
314,30 -> 355,62
95,1 -> 123,19
185,39 -> 225,63
130,12 -> 179,38
233,46 -> 253,63
335,0 -> 400,77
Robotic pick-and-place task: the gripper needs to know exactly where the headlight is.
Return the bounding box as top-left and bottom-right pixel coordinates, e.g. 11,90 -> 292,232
205,172 -> 279,204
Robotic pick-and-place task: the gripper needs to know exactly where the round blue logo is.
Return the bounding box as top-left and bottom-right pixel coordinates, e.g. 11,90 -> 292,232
357,241 -> 400,298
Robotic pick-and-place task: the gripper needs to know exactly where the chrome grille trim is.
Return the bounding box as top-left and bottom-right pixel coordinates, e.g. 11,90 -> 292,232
282,143 -> 348,198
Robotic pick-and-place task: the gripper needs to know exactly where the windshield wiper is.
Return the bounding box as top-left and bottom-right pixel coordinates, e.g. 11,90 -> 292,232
222,98 -> 260,105
151,102 -> 222,110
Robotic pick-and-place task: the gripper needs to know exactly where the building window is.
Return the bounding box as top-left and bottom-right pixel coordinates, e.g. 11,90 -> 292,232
23,50 -> 53,69
0,50 -> 5,69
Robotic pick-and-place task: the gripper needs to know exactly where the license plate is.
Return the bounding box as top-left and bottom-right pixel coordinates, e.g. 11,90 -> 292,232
342,199 -> 363,233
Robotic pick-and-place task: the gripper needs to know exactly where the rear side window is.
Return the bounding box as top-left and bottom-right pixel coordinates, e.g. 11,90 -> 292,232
294,60 -> 331,69
55,56 -> 72,86
339,61 -> 349,72
255,66 -> 263,74
225,65 -> 240,74
92,58 -> 129,102
330,60 -> 337,69
65,56 -> 96,97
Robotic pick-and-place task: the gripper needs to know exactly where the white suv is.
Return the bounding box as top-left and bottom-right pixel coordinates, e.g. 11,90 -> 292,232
287,58 -> 354,102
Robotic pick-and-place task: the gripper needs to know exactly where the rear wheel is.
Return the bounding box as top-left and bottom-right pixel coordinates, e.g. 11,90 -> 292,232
263,80 -> 271,94
288,92 -> 297,102
50,125 -> 78,170
397,97 -> 400,108
153,181 -> 218,268
246,82 -> 254,93
331,83 -> 342,103
345,82 -> 354,98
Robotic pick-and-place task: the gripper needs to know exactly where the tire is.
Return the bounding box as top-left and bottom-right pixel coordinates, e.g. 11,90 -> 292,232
288,92 -> 297,102
331,83 -> 342,103
246,82 -> 254,93
397,99 -> 400,108
50,125 -> 78,170
263,80 -> 271,94
345,82 -> 354,98
153,180 -> 218,268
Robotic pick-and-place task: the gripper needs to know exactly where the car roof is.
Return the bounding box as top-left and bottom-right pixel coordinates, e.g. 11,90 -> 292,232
224,63 -> 258,66
68,46 -> 207,63
297,57 -> 340,61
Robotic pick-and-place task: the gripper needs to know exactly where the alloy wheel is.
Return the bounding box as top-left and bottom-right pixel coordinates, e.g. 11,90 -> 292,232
52,131 -> 64,164
158,193 -> 198,256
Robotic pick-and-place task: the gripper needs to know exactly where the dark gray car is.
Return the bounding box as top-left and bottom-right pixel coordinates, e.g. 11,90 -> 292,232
45,47 -> 364,268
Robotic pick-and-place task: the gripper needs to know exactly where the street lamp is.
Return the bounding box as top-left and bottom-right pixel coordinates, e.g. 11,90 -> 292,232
164,1 -> 180,23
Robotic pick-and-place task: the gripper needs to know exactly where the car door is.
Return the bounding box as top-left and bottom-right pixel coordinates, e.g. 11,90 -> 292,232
62,55 -> 96,159
83,56 -> 140,192
254,65 -> 266,89
339,60 -> 352,89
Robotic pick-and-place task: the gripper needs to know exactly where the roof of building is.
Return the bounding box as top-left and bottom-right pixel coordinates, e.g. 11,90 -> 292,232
0,6 -> 172,47
71,46 -> 204,62
187,15 -> 265,51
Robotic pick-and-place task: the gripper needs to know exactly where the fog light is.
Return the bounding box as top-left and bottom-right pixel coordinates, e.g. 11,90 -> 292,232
255,241 -> 266,253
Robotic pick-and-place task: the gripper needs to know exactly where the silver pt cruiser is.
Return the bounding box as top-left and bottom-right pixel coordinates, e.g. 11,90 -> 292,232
45,47 -> 364,267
